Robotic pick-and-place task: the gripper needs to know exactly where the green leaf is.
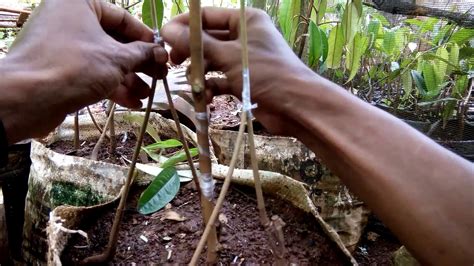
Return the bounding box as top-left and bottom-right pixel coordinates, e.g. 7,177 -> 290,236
411,70 -> 427,96
371,12 -> 390,26
316,0 -> 327,23
278,0 -> 301,44
401,70 -> 413,101
308,21 -> 323,67
449,28 -> 474,45
383,30 -> 396,55
320,27 -> 329,63
171,0 -> 185,17
327,24 -> 344,69
454,75 -> 469,98
422,63 -> 439,98
367,19 -> 381,38
353,0 -> 363,16
123,113 -> 160,143
161,148 -> 198,168
447,43 -> 460,75
346,32 -> 369,82
138,167 -> 180,215
342,2 -> 360,44
433,47 -> 449,85
144,139 -> 183,151
142,0 -> 164,29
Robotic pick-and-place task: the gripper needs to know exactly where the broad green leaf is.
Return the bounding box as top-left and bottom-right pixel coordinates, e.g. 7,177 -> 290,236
317,0 -> 327,23
423,63 -> 439,97
454,75 -> 469,97
342,2 -> 360,44
346,32 -> 369,82
401,70 -> 413,100
448,43 -> 460,75
327,25 -> 344,69
422,53 -> 459,71
123,113 -> 160,143
442,101 -> 457,127
320,27 -> 329,63
138,167 -> 180,215
420,18 -> 438,33
171,0 -> 185,17
367,19 -> 380,38
141,147 -> 163,163
142,0 -> 164,29
278,0 -> 301,44
433,47 -> 449,85
308,21 -> 323,67
433,24 -> 453,45
449,28 -> 474,45
144,139 -> 183,151
353,0 -> 363,16
371,12 -> 389,26
383,30 -> 396,55
161,148 -> 199,168
411,70 -> 427,96
135,163 -> 193,183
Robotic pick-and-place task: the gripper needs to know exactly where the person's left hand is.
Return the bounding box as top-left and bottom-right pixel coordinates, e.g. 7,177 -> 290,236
0,0 -> 168,144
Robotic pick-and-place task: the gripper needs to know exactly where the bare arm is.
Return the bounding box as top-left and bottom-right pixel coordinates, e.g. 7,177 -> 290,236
162,7 -> 474,264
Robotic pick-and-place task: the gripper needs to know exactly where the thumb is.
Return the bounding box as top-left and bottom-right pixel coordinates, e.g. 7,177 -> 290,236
114,41 -> 159,73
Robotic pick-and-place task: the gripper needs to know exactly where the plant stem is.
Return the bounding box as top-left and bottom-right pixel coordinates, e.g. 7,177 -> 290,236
81,80 -> 157,264
106,100 -> 117,153
190,111 -> 248,265
74,111 -> 80,150
189,0 -> 218,263
86,106 -> 104,135
163,77 -> 202,193
90,103 -> 116,161
297,0 -> 315,59
240,1 -> 287,262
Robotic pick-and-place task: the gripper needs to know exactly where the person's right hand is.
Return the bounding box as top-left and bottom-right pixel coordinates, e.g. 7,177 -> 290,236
161,7 -> 317,136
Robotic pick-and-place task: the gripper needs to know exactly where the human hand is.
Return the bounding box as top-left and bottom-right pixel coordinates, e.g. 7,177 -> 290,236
0,0 -> 168,144
161,7 -> 316,136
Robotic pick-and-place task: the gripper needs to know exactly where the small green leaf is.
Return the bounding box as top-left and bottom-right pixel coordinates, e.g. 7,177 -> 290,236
433,47 -> 449,86
401,70 -> 413,100
454,75 -> 469,98
327,24 -> 344,69
308,21 -> 323,67
411,70 -> 427,96
278,0 -> 301,44
383,30 -> 396,55
161,148 -> 198,168
449,28 -> 474,45
142,0 -> 164,29
123,113 -> 161,143
171,0 -> 185,17
144,139 -> 183,151
447,43 -> 460,75
342,2 -> 360,44
346,32 -> 369,82
317,0 -> 327,23
367,19 -> 380,38
138,167 -> 180,215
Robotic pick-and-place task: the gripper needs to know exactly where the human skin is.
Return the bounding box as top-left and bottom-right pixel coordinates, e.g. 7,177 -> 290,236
161,7 -> 474,265
0,0 -> 168,145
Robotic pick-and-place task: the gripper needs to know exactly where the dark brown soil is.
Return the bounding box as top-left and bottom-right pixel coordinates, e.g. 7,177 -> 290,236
61,183 -> 349,265
48,133 -> 176,165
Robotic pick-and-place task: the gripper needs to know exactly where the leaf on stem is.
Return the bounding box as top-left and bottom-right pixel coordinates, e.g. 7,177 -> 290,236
138,166 -> 180,215
161,148 -> 199,168
142,0 -> 164,29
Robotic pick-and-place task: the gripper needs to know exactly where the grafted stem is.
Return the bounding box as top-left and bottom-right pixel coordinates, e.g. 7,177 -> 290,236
188,0 -> 219,263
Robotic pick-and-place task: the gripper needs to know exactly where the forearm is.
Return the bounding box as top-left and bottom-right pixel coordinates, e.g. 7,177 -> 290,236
284,74 -> 474,264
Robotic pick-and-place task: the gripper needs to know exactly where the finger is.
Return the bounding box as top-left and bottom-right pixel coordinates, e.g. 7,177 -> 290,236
165,7 -> 240,32
205,77 -> 235,98
137,47 -> 169,78
164,23 -> 228,69
206,30 -> 233,41
114,41 -> 160,73
123,73 -> 151,99
92,0 -> 153,42
110,84 -> 143,109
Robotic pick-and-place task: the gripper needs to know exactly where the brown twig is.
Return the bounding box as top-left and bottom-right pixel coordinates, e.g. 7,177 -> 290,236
163,77 -> 202,193
106,100 -> 117,153
188,0 -> 219,263
297,0 -> 315,59
81,81 -> 156,264
90,103 -> 116,161
73,111 -> 80,150
86,106 -> 104,135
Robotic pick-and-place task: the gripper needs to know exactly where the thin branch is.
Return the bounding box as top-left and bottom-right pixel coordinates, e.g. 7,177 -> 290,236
90,103 -> 116,161
74,111 -> 80,150
86,106 -> 104,135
